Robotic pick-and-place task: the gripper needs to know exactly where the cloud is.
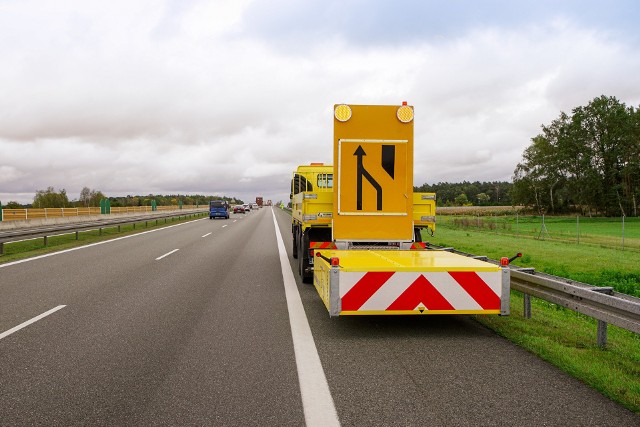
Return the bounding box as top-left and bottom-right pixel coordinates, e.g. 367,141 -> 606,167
1,1 -> 639,205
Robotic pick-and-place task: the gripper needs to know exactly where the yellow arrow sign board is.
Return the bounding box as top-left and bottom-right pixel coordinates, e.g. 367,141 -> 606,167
333,104 -> 414,241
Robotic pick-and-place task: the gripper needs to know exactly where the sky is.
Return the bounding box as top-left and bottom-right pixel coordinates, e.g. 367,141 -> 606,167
1,0 -> 640,206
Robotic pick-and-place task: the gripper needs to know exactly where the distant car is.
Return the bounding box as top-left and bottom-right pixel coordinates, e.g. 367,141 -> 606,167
209,200 -> 229,219
243,204 -> 250,212
233,205 -> 245,214
251,203 -> 259,210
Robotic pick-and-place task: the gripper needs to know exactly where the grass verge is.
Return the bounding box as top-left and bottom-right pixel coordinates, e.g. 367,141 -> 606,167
425,225 -> 640,413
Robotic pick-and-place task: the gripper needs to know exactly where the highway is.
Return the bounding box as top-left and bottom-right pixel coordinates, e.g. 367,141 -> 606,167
1,207 -> 638,426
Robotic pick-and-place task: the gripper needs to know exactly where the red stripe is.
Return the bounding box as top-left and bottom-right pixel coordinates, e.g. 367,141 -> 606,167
342,272 -> 394,311
387,275 -> 454,311
449,272 -> 500,310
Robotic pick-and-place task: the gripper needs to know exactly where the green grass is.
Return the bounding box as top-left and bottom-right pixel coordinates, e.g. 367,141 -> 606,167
0,213 -> 207,264
424,224 -> 640,413
427,223 -> 640,297
439,214 -> 640,251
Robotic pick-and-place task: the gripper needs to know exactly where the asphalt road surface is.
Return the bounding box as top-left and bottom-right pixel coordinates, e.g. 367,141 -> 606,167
1,207 -> 638,426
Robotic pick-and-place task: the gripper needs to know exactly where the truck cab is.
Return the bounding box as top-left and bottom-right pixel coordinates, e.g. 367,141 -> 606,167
290,163 -> 334,282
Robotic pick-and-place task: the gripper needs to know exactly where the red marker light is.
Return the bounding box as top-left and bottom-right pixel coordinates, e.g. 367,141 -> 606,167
330,257 -> 340,266
402,101 -> 407,106
500,257 -> 509,266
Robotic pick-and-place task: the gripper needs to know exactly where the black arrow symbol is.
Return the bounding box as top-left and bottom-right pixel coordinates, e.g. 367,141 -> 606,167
354,145 -> 383,210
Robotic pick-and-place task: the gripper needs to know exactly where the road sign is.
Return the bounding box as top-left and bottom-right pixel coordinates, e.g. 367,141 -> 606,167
332,104 -> 414,241
337,139 -> 408,215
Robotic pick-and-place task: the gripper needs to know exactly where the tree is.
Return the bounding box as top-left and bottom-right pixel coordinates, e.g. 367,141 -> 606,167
4,201 -> 23,209
454,193 -> 469,206
33,187 -> 69,208
512,95 -> 640,216
476,193 -> 490,205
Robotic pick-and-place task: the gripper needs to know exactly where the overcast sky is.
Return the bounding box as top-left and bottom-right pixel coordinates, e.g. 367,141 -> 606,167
1,0 -> 639,205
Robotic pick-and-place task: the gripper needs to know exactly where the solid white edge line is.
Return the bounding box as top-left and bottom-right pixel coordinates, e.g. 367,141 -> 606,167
271,208 -> 340,427
155,248 -> 179,260
0,218 -> 205,269
202,232 -> 212,238
0,305 -> 66,340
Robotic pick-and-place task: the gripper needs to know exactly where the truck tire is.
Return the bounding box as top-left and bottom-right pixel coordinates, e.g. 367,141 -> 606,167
292,226 -> 298,259
298,231 -> 312,284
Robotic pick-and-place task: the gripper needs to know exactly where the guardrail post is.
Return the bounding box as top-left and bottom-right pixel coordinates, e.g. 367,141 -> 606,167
44,235 -> 48,246
0,242 -> 4,255
117,225 -> 121,233
523,294 -> 532,318
75,231 -> 79,240
99,228 -> 102,236
597,320 -> 608,348
133,223 -> 136,230
145,221 -> 148,228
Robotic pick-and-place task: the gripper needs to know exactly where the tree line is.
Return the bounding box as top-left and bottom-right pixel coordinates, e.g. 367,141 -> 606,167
414,181 -> 513,206
2,187 -> 244,209
512,95 -> 639,216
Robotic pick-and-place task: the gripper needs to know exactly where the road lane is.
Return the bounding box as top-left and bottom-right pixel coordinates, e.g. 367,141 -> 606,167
0,208 -> 304,425
271,207 -> 640,426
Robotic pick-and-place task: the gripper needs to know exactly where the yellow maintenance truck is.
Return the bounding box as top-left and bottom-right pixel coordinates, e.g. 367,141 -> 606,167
291,103 -> 510,316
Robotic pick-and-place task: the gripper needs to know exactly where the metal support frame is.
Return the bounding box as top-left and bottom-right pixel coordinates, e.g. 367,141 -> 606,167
329,266 -> 341,317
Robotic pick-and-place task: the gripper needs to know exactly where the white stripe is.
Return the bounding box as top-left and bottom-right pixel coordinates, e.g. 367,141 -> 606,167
202,232 -> 212,238
233,220 -> 237,223
428,272 -> 482,310
0,218 -> 204,269
0,305 -> 66,340
271,208 -> 340,427
155,249 -> 179,260
222,225 -> 228,228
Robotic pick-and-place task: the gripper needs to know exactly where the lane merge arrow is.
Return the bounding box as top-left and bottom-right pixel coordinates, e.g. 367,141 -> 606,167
354,145 -> 383,210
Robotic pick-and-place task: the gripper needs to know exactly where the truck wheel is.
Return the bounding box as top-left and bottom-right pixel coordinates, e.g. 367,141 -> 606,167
299,232 -> 312,284
292,227 -> 298,259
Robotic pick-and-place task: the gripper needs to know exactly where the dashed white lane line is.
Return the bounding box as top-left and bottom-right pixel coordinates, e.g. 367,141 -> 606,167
222,225 -> 228,228
270,208 -> 340,427
233,220 -> 237,223
0,218 -> 205,269
155,249 -> 179,260
0,305 -> 66,341
202,232 -> 212,238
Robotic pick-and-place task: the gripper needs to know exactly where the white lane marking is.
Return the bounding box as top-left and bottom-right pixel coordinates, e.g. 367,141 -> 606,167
222,225 -> 228,228
0,218 -> 204,269
0,305 -> 66,341
202,232 -> 212,238
233,220 -> 237,223
155,249 -> 179,260
271,208 -> 340,427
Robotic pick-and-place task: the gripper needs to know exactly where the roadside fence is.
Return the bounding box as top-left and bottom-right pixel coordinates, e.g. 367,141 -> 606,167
438,213 -> 639,251
0,205 -> 204,222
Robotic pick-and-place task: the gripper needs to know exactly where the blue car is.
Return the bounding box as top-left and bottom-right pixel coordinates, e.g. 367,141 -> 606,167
209,200 -> 229,219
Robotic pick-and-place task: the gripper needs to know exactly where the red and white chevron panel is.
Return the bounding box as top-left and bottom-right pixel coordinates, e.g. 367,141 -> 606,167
340,271 -> 503,313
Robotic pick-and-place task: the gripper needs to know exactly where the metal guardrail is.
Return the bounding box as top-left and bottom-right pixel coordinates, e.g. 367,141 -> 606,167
0,209 -> 207,255
434,245 -> 640,347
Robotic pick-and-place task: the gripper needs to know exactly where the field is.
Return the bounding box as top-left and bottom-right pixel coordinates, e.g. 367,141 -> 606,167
433,214 -> 640,297
422,217 -> 640,413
